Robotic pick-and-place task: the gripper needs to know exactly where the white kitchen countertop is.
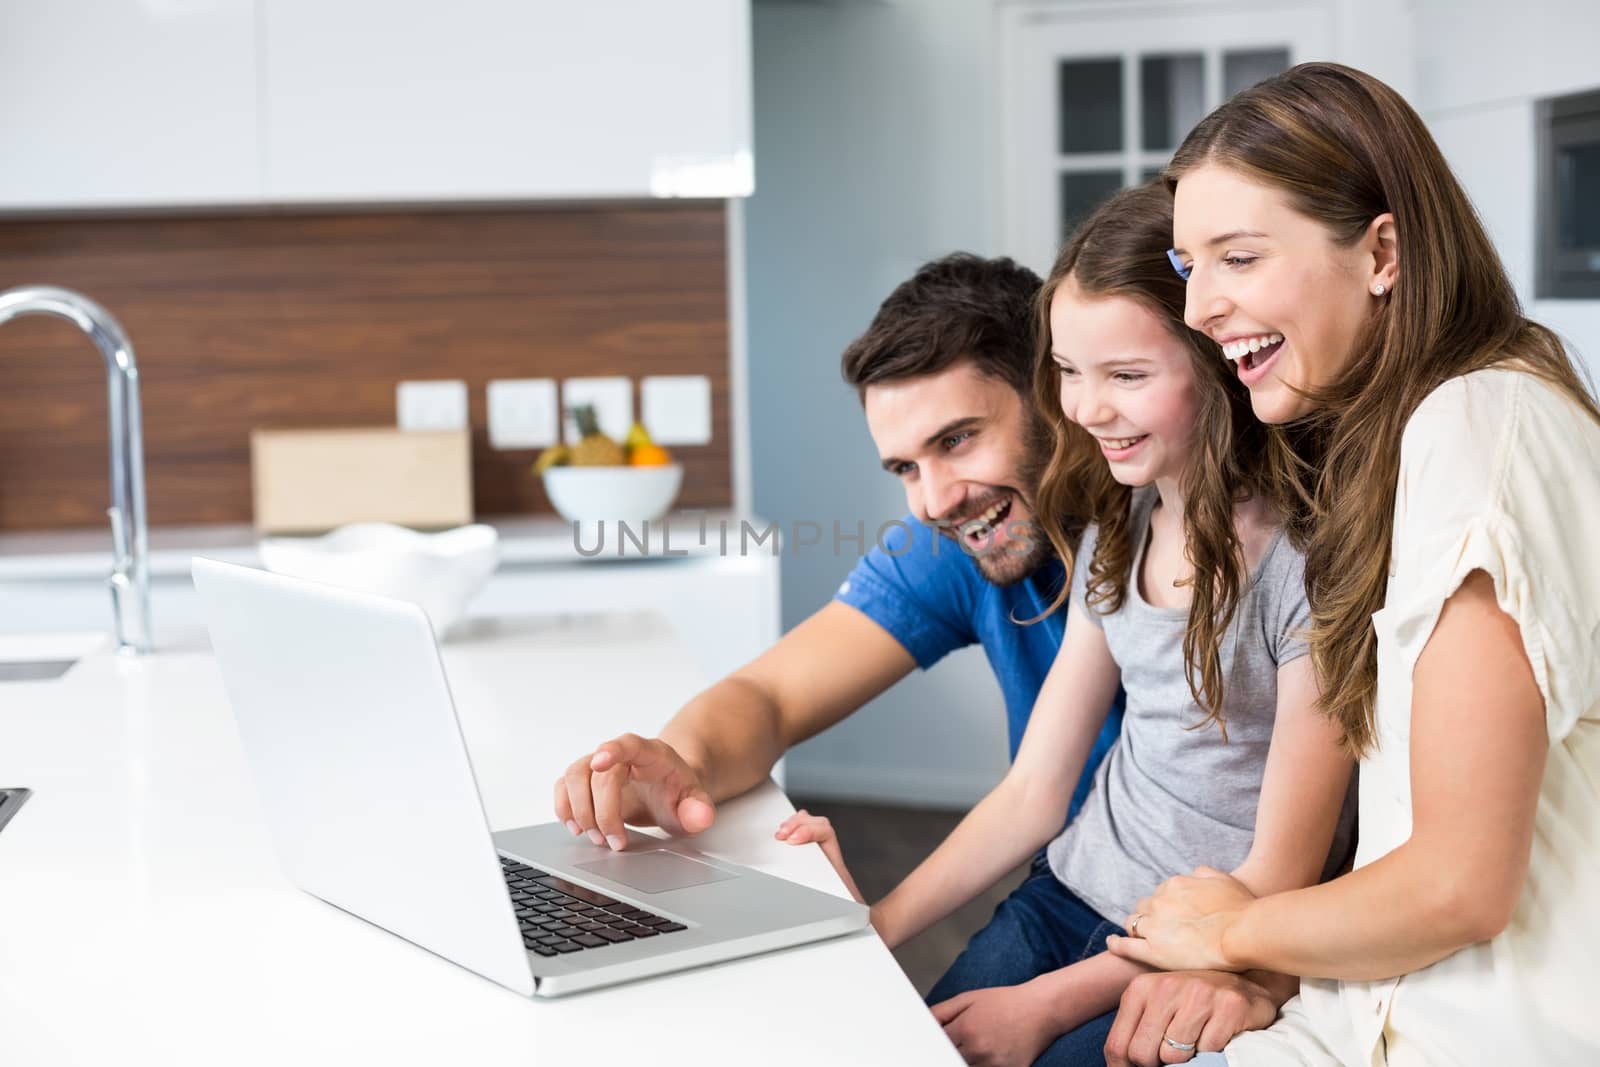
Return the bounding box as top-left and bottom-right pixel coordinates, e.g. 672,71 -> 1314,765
0,614 -> 957,1067
0,510 -> 771,581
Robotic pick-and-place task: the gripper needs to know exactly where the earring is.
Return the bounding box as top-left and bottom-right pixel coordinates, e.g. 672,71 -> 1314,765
1373,283 -> 1387,296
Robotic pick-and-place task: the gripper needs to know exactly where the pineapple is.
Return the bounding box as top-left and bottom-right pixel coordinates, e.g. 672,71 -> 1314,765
569,404 -> 626,466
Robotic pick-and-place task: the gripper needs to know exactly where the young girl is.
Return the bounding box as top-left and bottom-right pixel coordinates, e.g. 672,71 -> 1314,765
779,182 -> 1355,1067
1108,64 -> 1600,1067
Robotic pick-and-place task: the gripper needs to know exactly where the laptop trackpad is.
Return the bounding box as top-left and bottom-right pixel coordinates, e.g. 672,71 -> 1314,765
575,850 -> 739,894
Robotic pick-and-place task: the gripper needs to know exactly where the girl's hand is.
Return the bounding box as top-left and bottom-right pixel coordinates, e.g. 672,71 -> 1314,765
774,808 -> 836,845
930,982 -> 1060,1067
775,809 -> 865,904
1107,867 -> 1256,973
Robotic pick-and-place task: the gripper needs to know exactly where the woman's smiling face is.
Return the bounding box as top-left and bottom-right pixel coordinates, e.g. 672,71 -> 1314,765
1171,163 -> 1397,423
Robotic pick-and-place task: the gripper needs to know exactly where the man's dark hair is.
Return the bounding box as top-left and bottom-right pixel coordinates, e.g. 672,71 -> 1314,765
839,253 -> 1044,398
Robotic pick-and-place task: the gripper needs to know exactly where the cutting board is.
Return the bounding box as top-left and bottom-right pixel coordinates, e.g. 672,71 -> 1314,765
250,428 -> 473,534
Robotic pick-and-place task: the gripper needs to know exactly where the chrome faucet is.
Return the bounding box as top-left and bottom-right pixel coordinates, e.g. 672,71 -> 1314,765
0,286 -> 152,655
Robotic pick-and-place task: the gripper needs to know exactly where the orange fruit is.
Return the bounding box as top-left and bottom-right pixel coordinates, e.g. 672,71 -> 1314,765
629,443 -> 673,467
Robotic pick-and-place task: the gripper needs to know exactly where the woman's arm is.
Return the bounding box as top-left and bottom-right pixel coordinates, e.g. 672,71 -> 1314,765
872,606 -> 1122,948
1110,571 -> 1548,980
1228,655 -> 1355,896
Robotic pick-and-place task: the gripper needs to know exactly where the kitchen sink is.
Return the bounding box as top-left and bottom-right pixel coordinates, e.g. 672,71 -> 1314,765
0,632 -> 108,682
0,660 -> 76,683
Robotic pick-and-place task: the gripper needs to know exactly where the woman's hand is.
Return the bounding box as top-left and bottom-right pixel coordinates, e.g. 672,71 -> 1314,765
1140,866 -> 1257,920
1107,867 -> 1257,973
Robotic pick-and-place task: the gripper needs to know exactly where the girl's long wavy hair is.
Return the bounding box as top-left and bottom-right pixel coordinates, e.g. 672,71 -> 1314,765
1031,182 -> 1288,733
1168,62 -> 1600,754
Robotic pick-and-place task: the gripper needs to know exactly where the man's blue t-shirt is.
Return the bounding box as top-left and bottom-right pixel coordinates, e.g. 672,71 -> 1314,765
834,515 -> 1124,823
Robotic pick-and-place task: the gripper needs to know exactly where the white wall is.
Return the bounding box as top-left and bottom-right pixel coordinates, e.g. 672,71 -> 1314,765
745,0 -> 1597,809
746,0 -> 1014,806
1413,0 -> 1600,381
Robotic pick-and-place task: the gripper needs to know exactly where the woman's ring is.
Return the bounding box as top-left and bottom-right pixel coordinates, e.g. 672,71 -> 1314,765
1164,1037 -> 1198,1052
1128,913 -> 1144,937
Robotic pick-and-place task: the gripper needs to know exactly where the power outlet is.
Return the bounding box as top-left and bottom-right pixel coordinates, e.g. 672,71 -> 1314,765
397,380 -> 469,432
486,378 -> 559,450
641,375 -> 712,445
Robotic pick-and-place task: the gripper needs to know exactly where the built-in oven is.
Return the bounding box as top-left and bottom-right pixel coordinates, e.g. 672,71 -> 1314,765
1538,87 -> 1600,299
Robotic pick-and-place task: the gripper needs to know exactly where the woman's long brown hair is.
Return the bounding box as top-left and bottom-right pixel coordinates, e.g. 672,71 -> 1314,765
1031,182 -> 1285,734
1168,62 -> 1600,754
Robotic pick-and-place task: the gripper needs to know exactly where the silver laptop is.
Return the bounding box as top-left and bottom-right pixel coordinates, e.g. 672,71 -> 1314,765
191,557 -> 867,998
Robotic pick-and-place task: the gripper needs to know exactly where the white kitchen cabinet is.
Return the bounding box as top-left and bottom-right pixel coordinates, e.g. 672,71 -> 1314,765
259,0 -> 752,202
0,0 -> 261,210
0,1 -> 751,211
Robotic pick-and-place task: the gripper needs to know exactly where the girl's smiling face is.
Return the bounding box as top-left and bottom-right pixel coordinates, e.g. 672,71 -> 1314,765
1051,278 -> 1200,488
1171,163 -> 1398,423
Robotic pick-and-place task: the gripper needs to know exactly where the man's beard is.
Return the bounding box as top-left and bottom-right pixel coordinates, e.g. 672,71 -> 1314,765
971,512 -> 1055,587
970,410 -> 1056,586
1015,408 -> 1054,500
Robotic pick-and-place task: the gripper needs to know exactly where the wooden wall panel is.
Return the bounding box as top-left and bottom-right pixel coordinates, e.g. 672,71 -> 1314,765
0,203 -> 730,530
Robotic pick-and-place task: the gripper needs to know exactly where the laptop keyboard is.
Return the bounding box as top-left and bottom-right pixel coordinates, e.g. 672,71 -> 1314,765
500,855 -> 687,958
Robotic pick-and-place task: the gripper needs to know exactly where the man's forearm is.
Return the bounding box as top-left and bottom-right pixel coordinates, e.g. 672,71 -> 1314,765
1029,952 -> 1148,1034
1240,968 -> 1298,1006
657,675 -> 787,804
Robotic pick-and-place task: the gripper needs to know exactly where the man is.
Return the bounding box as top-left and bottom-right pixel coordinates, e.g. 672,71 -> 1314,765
553,252 -> 1121,849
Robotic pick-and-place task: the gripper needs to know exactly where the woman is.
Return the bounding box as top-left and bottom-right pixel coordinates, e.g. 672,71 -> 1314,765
1108,63 -> 1600,1066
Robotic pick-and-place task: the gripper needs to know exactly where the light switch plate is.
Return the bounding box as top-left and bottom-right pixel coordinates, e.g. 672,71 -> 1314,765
641,375 -> 712,446
560,377 -> 633,445
486,378 -> 559,450
397,380 -> 469,432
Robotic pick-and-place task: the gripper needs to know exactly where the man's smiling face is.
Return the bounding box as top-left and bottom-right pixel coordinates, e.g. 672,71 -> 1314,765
864,361 -> 1052,586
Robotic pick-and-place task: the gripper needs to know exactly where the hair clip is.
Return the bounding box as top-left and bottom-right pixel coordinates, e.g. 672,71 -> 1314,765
1166,249 -> 1191,281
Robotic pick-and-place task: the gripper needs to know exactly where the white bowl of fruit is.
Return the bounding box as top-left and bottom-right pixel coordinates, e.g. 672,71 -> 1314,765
536,404 -> 683,530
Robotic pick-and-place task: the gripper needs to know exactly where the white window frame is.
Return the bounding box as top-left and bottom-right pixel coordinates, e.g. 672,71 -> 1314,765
998,0 -> 1333,274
